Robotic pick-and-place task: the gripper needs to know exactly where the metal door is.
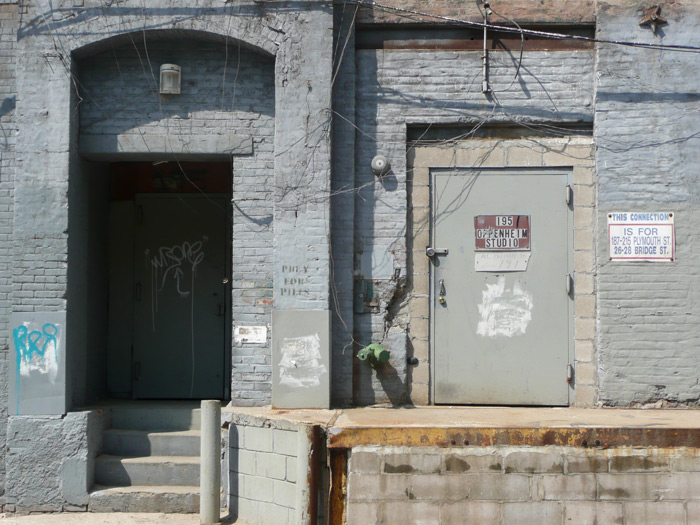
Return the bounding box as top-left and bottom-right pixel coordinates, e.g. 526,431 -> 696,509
432,169 -> 572,405
133,195 -> 228,399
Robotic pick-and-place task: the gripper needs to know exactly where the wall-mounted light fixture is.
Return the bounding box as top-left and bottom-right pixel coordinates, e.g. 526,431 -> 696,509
371,155 -> 391,176
159,64 -> 181,95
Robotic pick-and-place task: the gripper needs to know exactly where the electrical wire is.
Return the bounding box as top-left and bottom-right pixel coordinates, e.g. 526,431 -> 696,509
341,0 -> 700,54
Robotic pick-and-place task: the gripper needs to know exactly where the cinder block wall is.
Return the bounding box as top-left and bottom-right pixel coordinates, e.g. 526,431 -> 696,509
347,445 -> 700,524
228,420 -> 300,524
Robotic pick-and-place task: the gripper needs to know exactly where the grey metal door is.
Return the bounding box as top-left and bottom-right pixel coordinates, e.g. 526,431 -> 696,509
432,169 -> 573,405
133,195 -> 227,399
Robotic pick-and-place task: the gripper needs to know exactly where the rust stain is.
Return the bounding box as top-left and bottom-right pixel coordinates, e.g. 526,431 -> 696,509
328,449 -> 348,525
305,425 -> 322,524
328,427 -> 700,449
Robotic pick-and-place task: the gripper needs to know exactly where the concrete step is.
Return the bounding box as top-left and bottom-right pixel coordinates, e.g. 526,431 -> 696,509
103,429 -> 201,457
88,485 -> 200,513
109,406 -> 201,431
94,455 -> 200,487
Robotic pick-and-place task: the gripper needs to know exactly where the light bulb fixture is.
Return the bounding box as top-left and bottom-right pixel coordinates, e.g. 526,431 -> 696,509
159,64 -> 181,95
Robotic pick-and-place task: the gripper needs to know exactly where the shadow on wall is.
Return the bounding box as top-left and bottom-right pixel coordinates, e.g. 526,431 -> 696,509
75,34 -> 275,137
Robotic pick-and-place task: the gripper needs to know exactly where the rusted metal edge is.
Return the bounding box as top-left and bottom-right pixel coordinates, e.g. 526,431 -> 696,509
327,426 -> 700,449
328,449 -> 348,525
307,425 -> 322,524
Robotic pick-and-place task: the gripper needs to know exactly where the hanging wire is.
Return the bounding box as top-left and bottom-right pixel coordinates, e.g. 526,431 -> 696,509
341,0 -> 700,54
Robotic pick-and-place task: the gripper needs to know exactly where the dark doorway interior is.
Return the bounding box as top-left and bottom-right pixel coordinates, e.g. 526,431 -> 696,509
107,162 -> 232,400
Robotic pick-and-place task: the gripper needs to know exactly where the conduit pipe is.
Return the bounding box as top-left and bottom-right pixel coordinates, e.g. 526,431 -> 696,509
482,1 -> 491,93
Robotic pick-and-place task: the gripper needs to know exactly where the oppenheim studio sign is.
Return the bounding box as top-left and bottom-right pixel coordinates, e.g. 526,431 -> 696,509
474,215 -> 531,251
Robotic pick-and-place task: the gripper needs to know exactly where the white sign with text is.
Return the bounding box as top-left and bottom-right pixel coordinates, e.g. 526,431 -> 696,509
608,212 -> 674,262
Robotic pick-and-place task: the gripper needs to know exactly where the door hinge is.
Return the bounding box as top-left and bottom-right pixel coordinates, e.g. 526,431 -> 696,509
136,204 -> 144,224
565,184 -> 572,205
566,274 -> 573,295
133,361 -> 141,381
567,364 -> 574,384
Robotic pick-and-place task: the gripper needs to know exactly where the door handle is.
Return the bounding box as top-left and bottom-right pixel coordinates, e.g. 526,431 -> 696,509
426,247 -> 449,257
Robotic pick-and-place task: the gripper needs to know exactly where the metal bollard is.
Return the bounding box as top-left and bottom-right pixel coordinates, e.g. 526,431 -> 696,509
200,400 -> 221,524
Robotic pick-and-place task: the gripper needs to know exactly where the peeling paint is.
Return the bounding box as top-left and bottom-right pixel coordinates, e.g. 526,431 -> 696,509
476,276 -> 533,338
279,333 -> 327,388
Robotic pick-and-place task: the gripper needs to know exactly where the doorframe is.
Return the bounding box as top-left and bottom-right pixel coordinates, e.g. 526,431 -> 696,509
106,161 -> 233,401
406,137 -> 596,407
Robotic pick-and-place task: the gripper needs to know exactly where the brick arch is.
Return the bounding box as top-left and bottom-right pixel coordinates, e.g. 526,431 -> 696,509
70,27 -> 277,61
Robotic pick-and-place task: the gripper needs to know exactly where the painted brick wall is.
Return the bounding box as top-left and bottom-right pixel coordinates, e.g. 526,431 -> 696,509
0,2 -> 17,504
351,48 -> 594,404
595,4 -> 700,406
347,445 -> 700,524
78,37 -> 276,405
330,5 -> 357,408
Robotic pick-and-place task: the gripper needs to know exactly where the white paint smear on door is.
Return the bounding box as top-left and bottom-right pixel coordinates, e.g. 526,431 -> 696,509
279,333 -> 327,388
476,276 -> 533,338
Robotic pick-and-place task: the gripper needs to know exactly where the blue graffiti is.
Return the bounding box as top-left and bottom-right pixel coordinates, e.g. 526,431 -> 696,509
13,323 -> 59,415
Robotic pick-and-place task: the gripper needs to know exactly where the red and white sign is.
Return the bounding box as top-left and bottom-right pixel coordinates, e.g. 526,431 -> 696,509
474,215 -> 530,251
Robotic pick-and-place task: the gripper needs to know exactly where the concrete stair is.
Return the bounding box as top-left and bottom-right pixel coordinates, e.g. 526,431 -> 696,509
89,404 -> 201,513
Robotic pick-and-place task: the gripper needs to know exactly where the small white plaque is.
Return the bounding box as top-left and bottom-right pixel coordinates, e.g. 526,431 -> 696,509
234,325 -> 268,344
608,212 -> 674,262
475,251 -> 531,272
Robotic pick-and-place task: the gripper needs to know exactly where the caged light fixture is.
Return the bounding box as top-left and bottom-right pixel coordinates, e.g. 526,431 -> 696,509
159,64 -> 181,95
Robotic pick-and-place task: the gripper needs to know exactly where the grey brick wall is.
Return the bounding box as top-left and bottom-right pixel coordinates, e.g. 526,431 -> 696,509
351,47 -> 594,404
9,0 -> 333,409
0,2 -> 17,503
595,5 -> 700,405
347,445 -> 700,524
78,36 -> 276,406
330,5 -> 356,408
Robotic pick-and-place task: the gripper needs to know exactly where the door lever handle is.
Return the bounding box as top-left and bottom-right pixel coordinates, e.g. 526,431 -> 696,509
426,247 -> 449,257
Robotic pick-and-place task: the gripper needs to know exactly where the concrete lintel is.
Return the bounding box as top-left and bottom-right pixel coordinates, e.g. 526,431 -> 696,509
79,133 -> 253,161
357,0 -> 595,25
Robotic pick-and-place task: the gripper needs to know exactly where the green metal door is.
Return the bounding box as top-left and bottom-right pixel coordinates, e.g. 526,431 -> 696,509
133,195 -> 228,399
432,169 -> 573,405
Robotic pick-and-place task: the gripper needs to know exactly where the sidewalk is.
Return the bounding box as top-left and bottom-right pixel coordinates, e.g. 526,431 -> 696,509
0,513 -> 246,524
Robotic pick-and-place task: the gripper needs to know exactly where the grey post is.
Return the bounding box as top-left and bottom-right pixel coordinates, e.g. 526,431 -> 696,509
200,400 -> 221,524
